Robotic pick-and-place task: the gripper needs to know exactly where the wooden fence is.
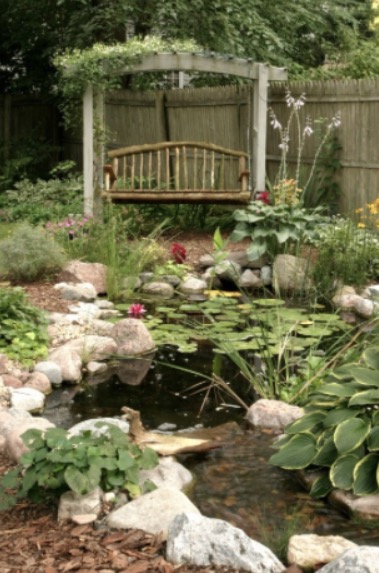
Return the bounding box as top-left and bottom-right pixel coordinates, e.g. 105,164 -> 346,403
3,78 -> 379,213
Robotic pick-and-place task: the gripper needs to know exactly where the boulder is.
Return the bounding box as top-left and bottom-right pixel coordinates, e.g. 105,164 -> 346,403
68,302 -> 103,321
34,361 -> 63,386
2,374 -> 23,389
273,254 -> 312,292
317,546 -> 379,573
59,261 -> 107,295
10,387 -> 45,413
106,487 -> 200,539
166,512 -> 285,573
0,377 -> 11,408
353,297 -> 375,318
141,281 -> 175,299
60,335 -> 117,362
247,399 -> 304,433
24,372 -> 52,395
261,265 -> 272,286
287,534 -> 357,570
54,282 -> 97,302
6,417 -> 55,462
139,456 -> 194,492
0,407 -> 32,437
68,417 -> 130,438
238,269 -> 263,288
58,487 -> 103,521
111,319 -> 155,356
180,276 -> 207,295
214,260 -> 241,283
328,489 -> 379,520
48,346 -> 82,383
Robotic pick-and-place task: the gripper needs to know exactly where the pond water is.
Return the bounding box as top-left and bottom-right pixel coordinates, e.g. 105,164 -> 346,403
44,344 -> 379,548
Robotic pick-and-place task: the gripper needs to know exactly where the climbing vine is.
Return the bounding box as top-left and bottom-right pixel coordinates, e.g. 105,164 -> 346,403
53,36 -> 200,128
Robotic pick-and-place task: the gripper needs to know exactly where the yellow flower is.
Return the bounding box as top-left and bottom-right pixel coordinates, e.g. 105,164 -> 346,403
358,222 -> 366,229
355,208 -> 363,214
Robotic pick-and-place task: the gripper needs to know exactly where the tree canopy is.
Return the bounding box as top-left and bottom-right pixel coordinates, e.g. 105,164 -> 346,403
0,0 -> 376,94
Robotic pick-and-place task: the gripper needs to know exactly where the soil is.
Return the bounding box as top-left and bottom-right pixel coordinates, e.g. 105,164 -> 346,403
0,231 -> 277,573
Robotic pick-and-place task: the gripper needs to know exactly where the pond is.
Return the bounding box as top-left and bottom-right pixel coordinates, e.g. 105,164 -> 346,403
44,340 -> 379,549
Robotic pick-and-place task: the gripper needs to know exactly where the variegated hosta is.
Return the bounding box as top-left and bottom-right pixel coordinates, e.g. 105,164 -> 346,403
269,346 -> 379,497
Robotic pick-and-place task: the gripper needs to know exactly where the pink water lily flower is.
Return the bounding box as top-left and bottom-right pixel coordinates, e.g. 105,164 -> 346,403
128,303 -> 147,319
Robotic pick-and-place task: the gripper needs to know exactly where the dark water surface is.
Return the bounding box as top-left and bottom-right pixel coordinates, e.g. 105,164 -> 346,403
45,346 -> 379,547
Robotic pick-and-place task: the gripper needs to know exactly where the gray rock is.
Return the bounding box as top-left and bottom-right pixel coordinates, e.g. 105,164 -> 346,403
61,335 -> 117,362
10,387 -> 45,413
24,372 -> 52,395
95,299 -> 114,310
68,302 -> 103,321
111,319 -> 155,356
54,282 -> 97,302
261,265 -> 272,286
214,260 -> 241,282
34,361 -> 63,386
198,254 -> 215,268
317,546 -> 379,573
0,377 -> 11,408
287,534 -> 357,570
226,250 -> 249,267
58,487 -> 103,522
166,512 -> 285,573
106,487 -> 200,539
273,254 -> 312,293
353,297 -> 375,318
68,417 -> 130,438
180,276 -> 207,295
160,274 -> 182,287
328,489 -> 379,520
140,456 -> 194,492
247,399 -> 304,433
123,276 -> 142,291
90,319 -> 114,337
0,407 -> 32,437
86,361 -> 109,375
365,284 -> 379,300
142,281 -> 174,299
2,374 -> 23,388
139,272 -> 154,284
238,269 -> 264,288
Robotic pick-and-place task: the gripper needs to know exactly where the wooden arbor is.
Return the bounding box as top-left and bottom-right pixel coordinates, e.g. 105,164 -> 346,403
81,52 -> 288,215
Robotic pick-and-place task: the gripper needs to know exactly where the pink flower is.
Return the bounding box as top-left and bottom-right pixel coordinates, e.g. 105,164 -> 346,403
171,243 -> 186,264
128,303 -> 146,319
255,191 -> 270,205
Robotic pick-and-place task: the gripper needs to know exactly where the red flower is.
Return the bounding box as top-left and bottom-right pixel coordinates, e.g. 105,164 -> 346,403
171,242 -> 187,264
255,191 -> 270,205
128,303 -> 146,319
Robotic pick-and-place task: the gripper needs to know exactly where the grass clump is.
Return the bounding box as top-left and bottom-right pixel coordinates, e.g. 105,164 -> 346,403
0,223 -> 66,282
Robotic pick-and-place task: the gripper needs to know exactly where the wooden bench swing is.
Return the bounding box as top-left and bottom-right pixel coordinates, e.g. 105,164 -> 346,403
102,140 -> 251,204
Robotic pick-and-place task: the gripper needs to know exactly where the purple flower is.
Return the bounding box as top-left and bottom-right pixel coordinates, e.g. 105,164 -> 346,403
128,303 -> 146,319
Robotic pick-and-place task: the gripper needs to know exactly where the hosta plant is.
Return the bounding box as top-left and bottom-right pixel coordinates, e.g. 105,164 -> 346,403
230,202 -> 327,261
270,346 -> 379,497
0,423 -> 158,511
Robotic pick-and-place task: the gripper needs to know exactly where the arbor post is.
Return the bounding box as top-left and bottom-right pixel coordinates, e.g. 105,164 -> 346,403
83,85 -> 94,216
253,63 -> 269,193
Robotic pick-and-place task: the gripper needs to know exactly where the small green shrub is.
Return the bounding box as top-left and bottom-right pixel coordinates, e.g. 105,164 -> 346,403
0,286 -> 48,364
0,423 -> 159,511
270,345 -> 379,498
0,223 -> 66,282
3,172 -> 83,224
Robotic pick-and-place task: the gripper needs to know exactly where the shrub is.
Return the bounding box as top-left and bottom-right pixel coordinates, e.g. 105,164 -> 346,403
0,286 -> 48,365
0,423 -> 159,510
0,223 -> 66,282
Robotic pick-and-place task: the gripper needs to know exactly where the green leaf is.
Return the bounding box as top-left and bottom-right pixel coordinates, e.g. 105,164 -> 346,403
316,382 -> 357,399
334,418 -> 371,454
0,468 -> 21,489
64,465 -> 100,495
349,389 -> 379,406
21,467 -> 38,494
125,482 -> 141,498
349,367 -> 379,387
323,408 -> 362,428
269,433 -> 317,470
330,454 -> 359,489
117,450 -> 135,471
313,437 -> 338,467
45,428 -> 70,449
367,426 -> 379,452
246,242 -> 267,261
285,411 -> 326,434
363,347 -> 379,370
213,227 -> 224,251
139,447 -> 159,470
353,453 -> 379,495
309,473 -> 333,498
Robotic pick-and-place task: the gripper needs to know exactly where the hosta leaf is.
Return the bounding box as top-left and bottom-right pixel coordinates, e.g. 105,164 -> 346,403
269,433 -> 317,469
316,382 -> 357,399
246,242 -> 268,261
309,473 -> 333,498
363,347 -> 379,370
349,389 -> 379,407
334,418 -> 371,455
323,408 -> 363,428
349,367 -> 379,387
353,453 -> 379,495
332,364 -> 355,380
330,454 -> 359,489
372,411 -> 379,425
368,426 -> 379,451
285,411 -> 326,435
313,437 -> 338,467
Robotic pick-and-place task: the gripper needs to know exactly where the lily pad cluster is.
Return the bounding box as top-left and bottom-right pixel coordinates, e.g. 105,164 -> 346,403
270,346 -> 379,497
131,296 -> 350,357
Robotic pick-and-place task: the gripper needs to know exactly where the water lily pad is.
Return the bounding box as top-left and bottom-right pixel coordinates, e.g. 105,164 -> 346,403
296,326 -> 334,337
254,299 -> 286,307
308,313 -> 341,322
